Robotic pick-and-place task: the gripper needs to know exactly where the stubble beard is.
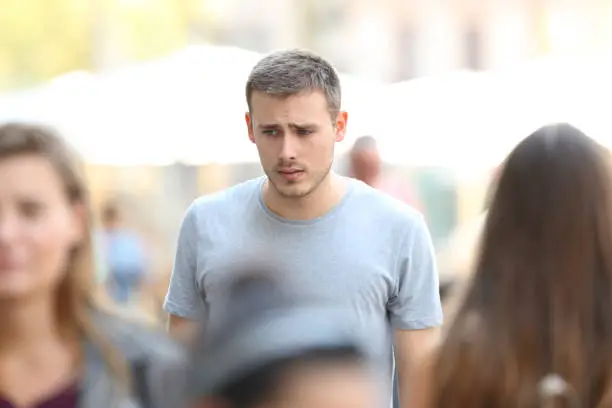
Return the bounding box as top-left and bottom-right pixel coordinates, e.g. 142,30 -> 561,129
266,162 -> 333,200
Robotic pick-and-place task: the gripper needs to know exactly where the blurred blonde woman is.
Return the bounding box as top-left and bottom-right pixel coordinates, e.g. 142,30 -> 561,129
410,123 -> 612,408
0,123 -> 183,408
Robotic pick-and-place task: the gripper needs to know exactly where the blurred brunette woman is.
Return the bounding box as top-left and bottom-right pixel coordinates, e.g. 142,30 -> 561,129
411,123 -> 612,408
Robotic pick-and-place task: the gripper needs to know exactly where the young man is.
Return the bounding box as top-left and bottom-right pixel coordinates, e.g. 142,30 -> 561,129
164,49 -> 443,407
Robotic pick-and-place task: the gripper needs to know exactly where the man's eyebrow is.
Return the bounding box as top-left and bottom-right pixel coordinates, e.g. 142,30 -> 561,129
288,123 -> 318,129
256,123 -> 319,129
256,123 -> 280,130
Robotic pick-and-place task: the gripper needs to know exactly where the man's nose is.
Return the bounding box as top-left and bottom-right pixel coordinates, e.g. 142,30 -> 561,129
279,135 -> 298,161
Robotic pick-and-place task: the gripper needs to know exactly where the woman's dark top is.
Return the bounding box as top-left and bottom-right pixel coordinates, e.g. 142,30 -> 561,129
0,310 -> 186,408
0,383 -> 78,408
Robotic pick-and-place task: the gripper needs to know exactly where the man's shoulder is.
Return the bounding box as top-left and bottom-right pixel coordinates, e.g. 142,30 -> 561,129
188,177 -> 263,216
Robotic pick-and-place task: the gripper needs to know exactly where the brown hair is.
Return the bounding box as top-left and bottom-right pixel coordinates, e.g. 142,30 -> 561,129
432,124 -> 612,408
0,123 -> 128,383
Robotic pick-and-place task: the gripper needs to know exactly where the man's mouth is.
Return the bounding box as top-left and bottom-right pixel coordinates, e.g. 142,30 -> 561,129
278,169 -> 305,181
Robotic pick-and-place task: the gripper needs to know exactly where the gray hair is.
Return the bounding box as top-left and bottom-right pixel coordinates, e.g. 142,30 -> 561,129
245,49 -> 342,117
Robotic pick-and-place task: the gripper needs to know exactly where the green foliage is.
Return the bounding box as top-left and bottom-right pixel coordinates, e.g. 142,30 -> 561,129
0,0 -> 208,90
0,0 -> 91,89
115,0 -> 188,61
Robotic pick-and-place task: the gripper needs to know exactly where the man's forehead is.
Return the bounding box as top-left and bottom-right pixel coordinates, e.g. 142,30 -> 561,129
250,106 -> 331,126
250,89 -> 329,110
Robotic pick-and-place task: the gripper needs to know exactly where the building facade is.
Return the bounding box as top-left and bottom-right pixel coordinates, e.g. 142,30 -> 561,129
209,0 -> 612,80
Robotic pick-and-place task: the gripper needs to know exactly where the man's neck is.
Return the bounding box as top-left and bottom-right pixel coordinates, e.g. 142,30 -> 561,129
263,173 -> 349,221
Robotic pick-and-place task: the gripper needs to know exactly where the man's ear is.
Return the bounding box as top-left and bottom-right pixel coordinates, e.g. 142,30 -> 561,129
335,111 -> 348,142
246,112 -> 255,143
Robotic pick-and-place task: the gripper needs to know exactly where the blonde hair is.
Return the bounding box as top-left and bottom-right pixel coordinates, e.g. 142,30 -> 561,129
0,123 -> 129,383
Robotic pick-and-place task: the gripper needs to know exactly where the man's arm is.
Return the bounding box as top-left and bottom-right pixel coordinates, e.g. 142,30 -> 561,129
395,329 -> 439,408
167,314 -> 198,343
163,201 -> 205,343
388,214 -> 443,407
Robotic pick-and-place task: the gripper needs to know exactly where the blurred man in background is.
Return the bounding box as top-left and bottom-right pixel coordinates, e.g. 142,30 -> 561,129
349,136 -> 382,187
349,136 -> 422,211
100,202 -> 148,305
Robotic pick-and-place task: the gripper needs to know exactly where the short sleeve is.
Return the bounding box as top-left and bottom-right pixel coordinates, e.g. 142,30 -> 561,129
387,215 -> 444,330
163,202 -> 205,320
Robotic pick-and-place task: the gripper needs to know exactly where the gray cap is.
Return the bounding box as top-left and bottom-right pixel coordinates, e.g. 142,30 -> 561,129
185,274 -> 366,398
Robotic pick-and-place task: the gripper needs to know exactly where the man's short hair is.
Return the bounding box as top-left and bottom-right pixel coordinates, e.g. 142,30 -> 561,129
245,49 -> 342,117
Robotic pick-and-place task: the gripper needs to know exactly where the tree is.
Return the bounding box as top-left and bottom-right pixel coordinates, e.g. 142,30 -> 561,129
0,0 -> 91,90
0,0 -> 209,90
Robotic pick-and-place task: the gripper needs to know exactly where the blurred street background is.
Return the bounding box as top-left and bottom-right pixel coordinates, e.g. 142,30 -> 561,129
2,0 -> 611,319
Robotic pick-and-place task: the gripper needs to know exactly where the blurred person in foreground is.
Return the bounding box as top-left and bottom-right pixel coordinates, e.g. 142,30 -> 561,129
410,123 -> 612,408
0,123 -> 183,408
186,272 -> 381,408
349,136 -> 422,210
164,49 -> 443,408
100,202 -> 148,306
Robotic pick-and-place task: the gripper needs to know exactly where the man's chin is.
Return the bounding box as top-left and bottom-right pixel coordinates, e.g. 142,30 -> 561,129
278,187 -> 311,199
270,179 -> 311,198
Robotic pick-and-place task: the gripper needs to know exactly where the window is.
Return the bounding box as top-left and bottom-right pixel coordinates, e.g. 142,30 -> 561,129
224,24 -> 270,53
238,26 -> 270,53
310,0 -> 348,32
464,26 -> 483,70
305,0 -> 348,47
395,25 -> 417,80
303,0 -> 350,71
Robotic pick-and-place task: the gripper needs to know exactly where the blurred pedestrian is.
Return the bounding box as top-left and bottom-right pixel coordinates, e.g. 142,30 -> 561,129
186,272 -> 381,408
0,123 -> 183,408
349,135 -> 422,210
164,49 -> 443,408
409,124 -> 612,408
100,201 -> 148,305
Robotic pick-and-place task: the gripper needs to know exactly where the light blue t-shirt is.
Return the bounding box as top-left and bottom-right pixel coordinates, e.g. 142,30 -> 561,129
164,177 -> 443,400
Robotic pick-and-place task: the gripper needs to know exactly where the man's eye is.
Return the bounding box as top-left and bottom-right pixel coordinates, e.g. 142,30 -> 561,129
262,129 -> 278,136
297,129 -> 312,136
